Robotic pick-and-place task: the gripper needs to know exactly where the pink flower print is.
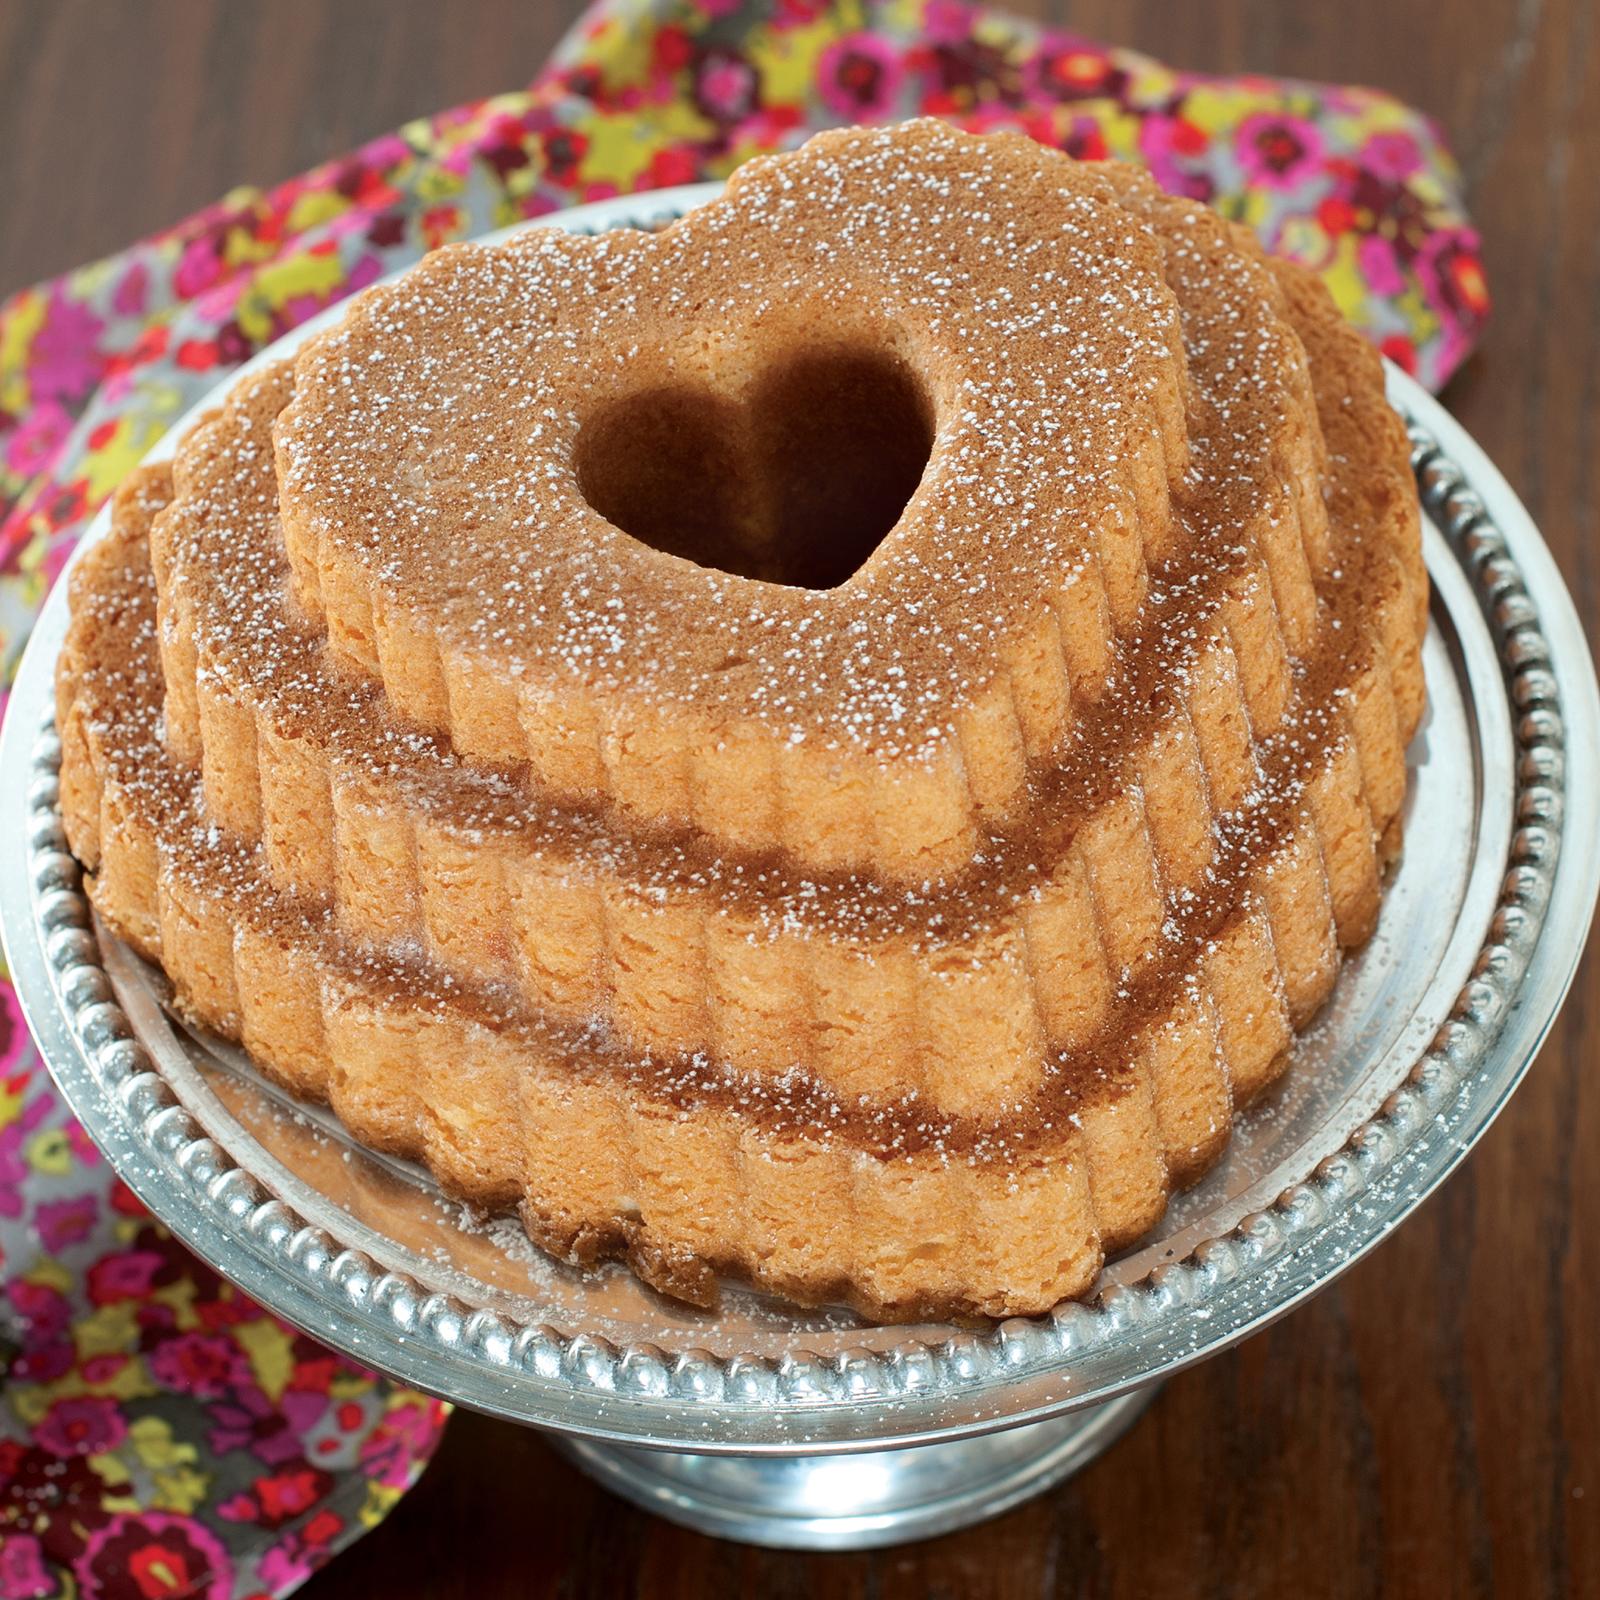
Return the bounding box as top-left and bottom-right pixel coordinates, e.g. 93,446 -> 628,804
111,260 -> 149,318
173,234 -> 224,299
0,1532 -> 54,1600
86,1249 -> 165,1305
1138,113 -> 1214,203
6,1278 -> 71,1338
256,1544 -> 314,1593
1357,232 -> 1407,298
3,399 -> 72,479
146,1330 -> 251,1398
11,1337 -> 74,1384
1026,43 -> 1116,103
39,537 -> 76,597
354,132 -> 410,172
279,1380 -> 332,1437
922,0 -> 975,44
0,1082 -> 54,1218
0,986 -> 22,1066
1235,111 -> 1326,190
343,253 -> 384,298
34,1395 -> 128,1458
816,34 -> 904,119
205,1384 -> 305,1466
693,47 -> 760,123
1362,129 -> 1424,180
63,1121 -> 100,1166
32,1194 -> 98,1254
358,1397 -> 449,1490
1419,227 -> 1490,321
26,288 -> 107,402
75,1511 -> 232,1600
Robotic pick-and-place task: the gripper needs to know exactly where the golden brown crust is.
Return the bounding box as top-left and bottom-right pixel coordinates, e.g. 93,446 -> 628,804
57,123 -> 1427,1322
149,175 -> 1422,1122
272,123 -> 1333,878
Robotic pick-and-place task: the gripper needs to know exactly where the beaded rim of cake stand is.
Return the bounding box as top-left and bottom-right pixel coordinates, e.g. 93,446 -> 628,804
17,403 -> 1573,1419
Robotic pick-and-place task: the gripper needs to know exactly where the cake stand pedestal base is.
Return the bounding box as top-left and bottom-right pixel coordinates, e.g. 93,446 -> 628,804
556,1385 -> 1158,1549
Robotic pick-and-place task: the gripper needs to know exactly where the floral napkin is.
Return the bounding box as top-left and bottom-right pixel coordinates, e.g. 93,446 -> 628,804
0,1 -> 1484,1593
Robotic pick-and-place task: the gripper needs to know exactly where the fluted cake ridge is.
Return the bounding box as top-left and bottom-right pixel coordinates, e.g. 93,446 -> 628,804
58,122 -> 1426,1320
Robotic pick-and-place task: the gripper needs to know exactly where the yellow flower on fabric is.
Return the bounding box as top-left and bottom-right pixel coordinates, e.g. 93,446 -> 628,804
970,13 -> 1019,51
24,1126 -> 74,1176
11,530 -> 54,615
83,417 -> 168,505
152,1462 -> 212,1515
1395,279 -> 1439,342
490,194 -> 525,230
127,1415 -> 197,1471
233,249 -> 349,343
221,229 -> 280,273
254,249 -> 350,307
285,190 -> 352,237
1123,60 -> 1176,106
415,164 -> 466,204
64,256 -> 120,302
0,1077 -> 24,1133
74,1300 -> 148,1366
330,1368 -> 375,1403
1407,169 -> 1449,208
1321,237 -> 1370,323
1230,187 -> 1271,228
586,14 -> 660,91
1181,85 -> 1262,135
235,1314 -> 295,1401
87,1353 -> 152,1406
8,1386 -> 50,1428
0,289 -> 46,413
151,1274 -> 201,1330
582,106 -> 713,189
23,1258 -> 74,1296
1088,107 -> 1143,160
18,1371 -> 153,1430
361,1480 -> 406,1529
90,1451 -> 132,1490
122,1416 -> 214,1513
757,18 -> 839,105
1278,214 -> 1331,266
1346,98 -> 1412,135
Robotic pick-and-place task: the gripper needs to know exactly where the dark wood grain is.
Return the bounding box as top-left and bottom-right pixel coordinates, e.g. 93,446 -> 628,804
4,1 -> 1595,1594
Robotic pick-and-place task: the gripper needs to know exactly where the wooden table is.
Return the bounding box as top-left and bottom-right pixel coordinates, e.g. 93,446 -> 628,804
4,1 -> 1594,1593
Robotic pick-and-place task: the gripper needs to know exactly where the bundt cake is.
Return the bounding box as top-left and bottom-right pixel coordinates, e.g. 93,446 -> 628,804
56,120 -> 1427,1322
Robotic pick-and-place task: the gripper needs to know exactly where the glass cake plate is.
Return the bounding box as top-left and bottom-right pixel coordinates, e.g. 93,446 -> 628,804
4,187 -> 1597,1551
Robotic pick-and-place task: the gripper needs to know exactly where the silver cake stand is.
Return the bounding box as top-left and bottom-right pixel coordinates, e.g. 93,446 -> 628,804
3,188 -> 1598,1551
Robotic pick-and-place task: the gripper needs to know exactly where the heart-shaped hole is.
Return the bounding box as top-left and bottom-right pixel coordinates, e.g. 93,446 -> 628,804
575,346 -> 935,590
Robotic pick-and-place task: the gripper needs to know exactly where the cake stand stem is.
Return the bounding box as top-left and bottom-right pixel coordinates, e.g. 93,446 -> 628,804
554,1385 -> 1159,1550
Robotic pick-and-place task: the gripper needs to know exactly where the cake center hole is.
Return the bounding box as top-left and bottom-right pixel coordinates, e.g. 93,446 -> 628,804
574,347 -> 934,590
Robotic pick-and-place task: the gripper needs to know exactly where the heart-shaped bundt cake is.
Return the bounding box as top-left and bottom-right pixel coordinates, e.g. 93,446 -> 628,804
58,121 -> 1425,1321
